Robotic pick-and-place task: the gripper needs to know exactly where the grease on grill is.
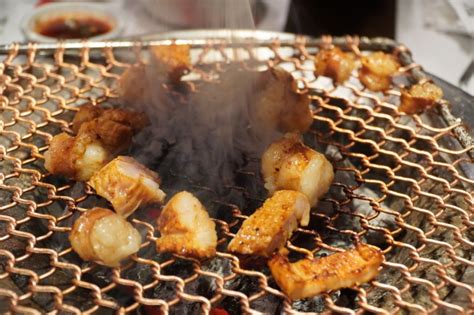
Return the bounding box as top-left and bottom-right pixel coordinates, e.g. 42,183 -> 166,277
36,16 -> 112,39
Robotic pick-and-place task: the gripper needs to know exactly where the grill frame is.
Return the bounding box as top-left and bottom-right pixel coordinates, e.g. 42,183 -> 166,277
0,32 -> 472,314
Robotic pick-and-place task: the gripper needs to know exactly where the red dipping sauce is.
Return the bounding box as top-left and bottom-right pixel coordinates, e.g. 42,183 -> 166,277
36,16 -> 112,39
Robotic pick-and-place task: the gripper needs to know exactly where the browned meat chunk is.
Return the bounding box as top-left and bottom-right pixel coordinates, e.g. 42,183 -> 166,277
315,47 -> 356,83
44,105 -> 148,181
44,131 -> 111,181
359,52 -> 399,91
399,81 -> 443,114
89,156 -> 166,218
268,244 -> 384,300
156,191 -> 217,258
228,190 -> 310,257
73,104 -> 148,154
72,104 -> 148,135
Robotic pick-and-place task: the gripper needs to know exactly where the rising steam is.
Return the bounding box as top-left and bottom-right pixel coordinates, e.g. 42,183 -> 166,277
131,0 -> 274,189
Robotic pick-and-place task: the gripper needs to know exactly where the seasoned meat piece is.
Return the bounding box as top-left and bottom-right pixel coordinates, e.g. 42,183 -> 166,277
72,104 -> 149,135
150,44 -> 191,84
315,47 -> 356,83
156,191 -> 217,258
359,52 -> 399,91
78,117 -> 146,155
77,119 -> 134,154
268,244 -> 384,300
228,190 -> 310,257
44,104 -> 149,181
44,131 -> 111,181
71,104 -> 102,133
399,81 -> 443,114
89,156 -> 166,218
253,67 -> 313,134
44,133 -> 77,179
70,207 -> 142,267
72,104 -> 148,154
261,133 -> 334,207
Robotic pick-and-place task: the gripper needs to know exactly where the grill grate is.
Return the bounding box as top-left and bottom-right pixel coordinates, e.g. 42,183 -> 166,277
0,34 -> 472,314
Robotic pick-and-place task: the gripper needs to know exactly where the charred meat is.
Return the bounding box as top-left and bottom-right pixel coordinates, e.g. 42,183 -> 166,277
72,104 -> 149,135
228,190 -> 310,257
268,244 -> 384,300
72,104 -> 149,153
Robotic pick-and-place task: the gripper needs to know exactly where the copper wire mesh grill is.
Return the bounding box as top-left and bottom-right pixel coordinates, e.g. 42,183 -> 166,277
0,34 -> 473,314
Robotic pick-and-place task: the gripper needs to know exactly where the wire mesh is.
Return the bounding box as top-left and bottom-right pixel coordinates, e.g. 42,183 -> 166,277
0,36 -> 472,314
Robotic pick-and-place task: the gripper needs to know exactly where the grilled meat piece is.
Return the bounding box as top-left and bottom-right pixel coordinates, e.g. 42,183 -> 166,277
399,81 -> 443,114
359,52 -> 399,92
150,44 -> 191,84
44,105 -> 148,181
73,104 -> 148,153
72,104 -> 149,135
261,133 -> 334,207
156,191 -> 217,258
70,207 -> 142,267
228,190 -> 310,257
315,47 -> 356,83
89,156 -> 166,218
71,104 -> 103,132
253,67 -> 313,134
268,244 -> 384,300
44,131 -> 111,181
78,119 -> 135,155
